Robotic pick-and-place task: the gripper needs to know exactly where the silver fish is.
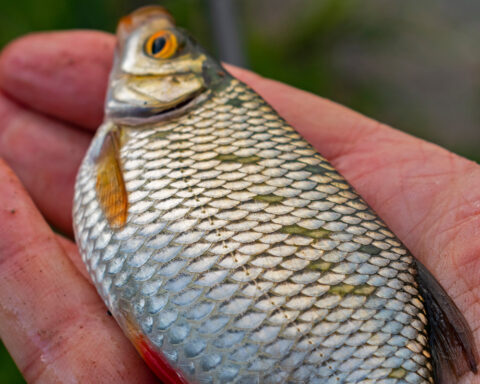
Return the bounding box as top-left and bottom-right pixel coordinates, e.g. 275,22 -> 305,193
73,6 -> 478,384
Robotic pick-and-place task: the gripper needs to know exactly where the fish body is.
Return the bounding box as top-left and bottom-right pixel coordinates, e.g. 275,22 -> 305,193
73,7 -> 477,384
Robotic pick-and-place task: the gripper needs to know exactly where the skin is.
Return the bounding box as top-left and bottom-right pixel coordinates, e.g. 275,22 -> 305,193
0,31 -> 478,384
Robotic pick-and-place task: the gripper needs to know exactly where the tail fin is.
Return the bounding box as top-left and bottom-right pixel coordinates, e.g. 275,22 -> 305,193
416,260 -> 478,383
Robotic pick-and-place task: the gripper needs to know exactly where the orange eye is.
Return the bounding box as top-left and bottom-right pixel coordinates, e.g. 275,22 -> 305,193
145,30 -> 178,59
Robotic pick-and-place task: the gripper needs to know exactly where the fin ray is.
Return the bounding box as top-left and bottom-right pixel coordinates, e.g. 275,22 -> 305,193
416,260 -> 478,383
95,129 -> 128,228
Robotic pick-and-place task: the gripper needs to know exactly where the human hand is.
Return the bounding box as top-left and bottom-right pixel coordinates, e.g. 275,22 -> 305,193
0,31 -> 478,383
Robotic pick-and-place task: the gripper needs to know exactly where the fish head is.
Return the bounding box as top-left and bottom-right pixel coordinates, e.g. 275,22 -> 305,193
107,6 -> 228,124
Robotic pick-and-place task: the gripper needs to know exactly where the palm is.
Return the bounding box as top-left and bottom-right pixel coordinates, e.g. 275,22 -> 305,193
0,31 -> 478,383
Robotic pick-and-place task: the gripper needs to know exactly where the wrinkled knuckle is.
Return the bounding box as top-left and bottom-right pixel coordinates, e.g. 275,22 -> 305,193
0,241 -> 32,278
19,311 -> 90,383
20,347 -> 48,384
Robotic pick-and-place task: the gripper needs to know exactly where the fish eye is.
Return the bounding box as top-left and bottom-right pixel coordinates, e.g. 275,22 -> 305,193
144,30 -> 178,59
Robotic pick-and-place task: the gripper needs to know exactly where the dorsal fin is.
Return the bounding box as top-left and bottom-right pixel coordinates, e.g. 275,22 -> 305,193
95,128 -> 128,229
415,260 -> 478,383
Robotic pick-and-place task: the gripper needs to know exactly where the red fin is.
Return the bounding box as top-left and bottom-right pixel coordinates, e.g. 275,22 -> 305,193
136,336 -> 190,384
122,315 -> 189,383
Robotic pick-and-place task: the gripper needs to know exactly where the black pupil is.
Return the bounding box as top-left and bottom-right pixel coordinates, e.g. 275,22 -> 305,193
151,37 -> 167,55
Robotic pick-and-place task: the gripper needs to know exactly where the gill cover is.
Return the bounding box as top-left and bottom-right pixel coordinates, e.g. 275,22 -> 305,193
106,6 -> 227,125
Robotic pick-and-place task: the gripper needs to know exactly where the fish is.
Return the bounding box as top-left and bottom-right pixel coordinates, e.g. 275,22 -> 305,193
73,6 -> 478,384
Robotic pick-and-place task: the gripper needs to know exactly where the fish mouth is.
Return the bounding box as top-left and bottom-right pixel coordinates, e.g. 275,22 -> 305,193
106,68 -> 208,126
107,86 -> 208,126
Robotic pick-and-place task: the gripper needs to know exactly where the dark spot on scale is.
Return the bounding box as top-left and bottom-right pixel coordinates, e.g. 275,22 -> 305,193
149,130 -> 173,139
10,209 -> 16,214
253,194 -> 284,204
107,310 -> 112,317
304,164 -> 327,175
281,224 -> 331,239
225,98 -> 243,107
359,244 -> 381,255
215,153 -> 260,164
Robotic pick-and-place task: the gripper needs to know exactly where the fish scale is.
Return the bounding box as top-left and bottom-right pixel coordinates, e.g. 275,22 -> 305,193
74,78 -> 433,383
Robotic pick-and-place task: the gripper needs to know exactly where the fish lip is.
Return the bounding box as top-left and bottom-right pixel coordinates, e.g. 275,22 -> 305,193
107,88 -> 209,126
105,69 -> 208,126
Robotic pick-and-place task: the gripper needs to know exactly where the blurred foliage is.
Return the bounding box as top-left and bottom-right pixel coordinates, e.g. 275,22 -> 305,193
0,341 -> 24,384
243,0 -> 479,162
246,1 -> 392,124
0,0 -> 478,381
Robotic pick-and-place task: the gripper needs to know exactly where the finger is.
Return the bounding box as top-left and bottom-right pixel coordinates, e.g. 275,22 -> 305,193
0,92 -> 91,235
0,159 -> 157,383
0,31 -> 115,130
56,234 -> 90,281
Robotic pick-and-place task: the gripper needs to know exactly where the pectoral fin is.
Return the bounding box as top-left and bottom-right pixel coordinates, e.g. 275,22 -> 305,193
95,128 -> 128,229
416,260 -> 479,383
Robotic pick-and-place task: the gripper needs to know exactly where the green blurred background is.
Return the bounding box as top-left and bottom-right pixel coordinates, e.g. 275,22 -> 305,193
0,0 -> 478,382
